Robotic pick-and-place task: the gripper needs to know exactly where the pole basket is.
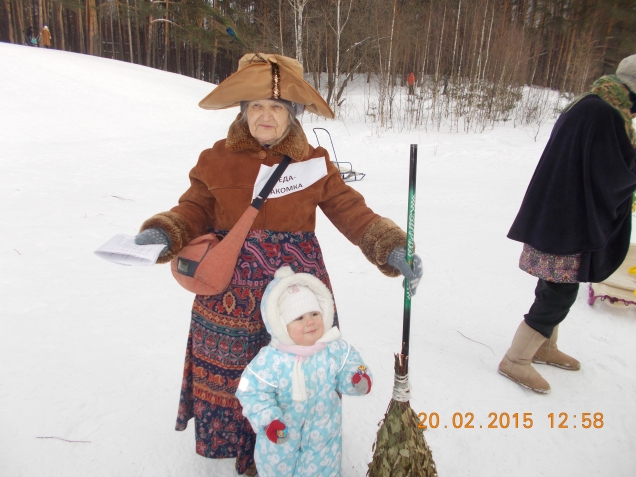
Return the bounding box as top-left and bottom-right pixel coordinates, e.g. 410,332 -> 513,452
367,354 -> 438,477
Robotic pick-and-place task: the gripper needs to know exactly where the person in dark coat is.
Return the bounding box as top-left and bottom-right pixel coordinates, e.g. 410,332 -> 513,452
26,26 -> 36,46
499,54 -> 636,394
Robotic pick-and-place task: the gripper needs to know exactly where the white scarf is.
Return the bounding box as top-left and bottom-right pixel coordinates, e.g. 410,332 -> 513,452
271,326 -> 341,401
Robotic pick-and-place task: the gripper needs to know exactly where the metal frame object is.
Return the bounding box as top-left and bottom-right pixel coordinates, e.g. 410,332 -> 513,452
312,127 -> 366,182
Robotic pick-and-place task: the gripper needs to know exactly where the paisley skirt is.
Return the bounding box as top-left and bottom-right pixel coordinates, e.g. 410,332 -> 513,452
175,229 -> 338,473
519,243 -> 581,284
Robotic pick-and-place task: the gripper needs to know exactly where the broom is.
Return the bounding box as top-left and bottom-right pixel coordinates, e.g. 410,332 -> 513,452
367,144 -> 438,477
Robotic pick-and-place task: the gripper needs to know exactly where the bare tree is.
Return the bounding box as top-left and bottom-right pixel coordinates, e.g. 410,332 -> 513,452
288,0 -> 308,64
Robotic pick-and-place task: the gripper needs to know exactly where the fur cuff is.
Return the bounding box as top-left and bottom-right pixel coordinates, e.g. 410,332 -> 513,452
139,211 -> 192,264
359,217 -> 407,277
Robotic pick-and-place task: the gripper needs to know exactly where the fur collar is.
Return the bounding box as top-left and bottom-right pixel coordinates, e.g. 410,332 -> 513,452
225,113 -> 310,161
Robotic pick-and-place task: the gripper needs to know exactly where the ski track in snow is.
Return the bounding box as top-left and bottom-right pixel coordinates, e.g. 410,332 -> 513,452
2,42 -> 636,476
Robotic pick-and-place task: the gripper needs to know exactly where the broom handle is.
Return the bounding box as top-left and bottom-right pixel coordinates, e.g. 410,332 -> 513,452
401,144 -> 418,372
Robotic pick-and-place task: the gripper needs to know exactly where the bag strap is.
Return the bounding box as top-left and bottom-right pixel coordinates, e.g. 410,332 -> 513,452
251,155 -> 292,210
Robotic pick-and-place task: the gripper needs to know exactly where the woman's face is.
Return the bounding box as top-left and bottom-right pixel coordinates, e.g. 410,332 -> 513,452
245,100 -> 291,145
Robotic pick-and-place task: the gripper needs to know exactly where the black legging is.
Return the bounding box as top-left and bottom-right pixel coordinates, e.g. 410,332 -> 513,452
524,279 -> 579,338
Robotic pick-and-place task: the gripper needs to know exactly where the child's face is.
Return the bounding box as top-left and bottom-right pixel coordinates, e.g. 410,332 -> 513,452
286,311 -> 324,346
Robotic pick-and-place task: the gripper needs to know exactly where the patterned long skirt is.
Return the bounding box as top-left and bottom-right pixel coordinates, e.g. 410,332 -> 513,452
175,229 -> 339,474
519,243 -> 581,284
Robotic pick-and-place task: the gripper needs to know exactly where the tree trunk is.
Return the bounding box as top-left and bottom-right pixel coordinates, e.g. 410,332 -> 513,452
3,0 -> 14,43
163,2 -> 169,71
278,0 -> 284,55
76,5 -> 85,53
37,0 -> 43,36
288,0 -> 308,65
13,0 -> 24,45
379,0 -> 397,128
54,1 -> 64,50
125,0 -> 133,62
86,0 -> 99,56
176,36 -> 181,74
332,0 -> 352,112
451,0 -> 462,80
109,3 -> 115,59
116,0 -> 124,60
481,3 -> 494,82
434,3 -> 447,85
133,0 -> 141,64
475,0 -> 488,85
146,15 -> 153,66
211,37 -> 218,82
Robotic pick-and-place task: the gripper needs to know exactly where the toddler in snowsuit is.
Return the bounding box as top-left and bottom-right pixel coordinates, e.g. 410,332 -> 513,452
235,266 -> 372,477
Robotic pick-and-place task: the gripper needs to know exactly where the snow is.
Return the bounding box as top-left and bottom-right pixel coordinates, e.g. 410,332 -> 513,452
2,42 -> 636,476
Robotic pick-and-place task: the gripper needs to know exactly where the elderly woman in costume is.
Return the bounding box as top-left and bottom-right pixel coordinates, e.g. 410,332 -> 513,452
499,54 -> 636,395
134,53 -> 422,476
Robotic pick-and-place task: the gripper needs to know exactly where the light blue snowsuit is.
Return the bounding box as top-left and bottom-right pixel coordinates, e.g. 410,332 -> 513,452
235,266 -> 371,477
236,339 -> 370,477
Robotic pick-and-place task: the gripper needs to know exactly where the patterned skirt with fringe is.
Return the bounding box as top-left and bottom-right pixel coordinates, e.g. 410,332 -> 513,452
175,229 -> 339,474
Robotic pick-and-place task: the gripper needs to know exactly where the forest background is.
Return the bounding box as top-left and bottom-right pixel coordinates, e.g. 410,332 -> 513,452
2,0 -> 636,131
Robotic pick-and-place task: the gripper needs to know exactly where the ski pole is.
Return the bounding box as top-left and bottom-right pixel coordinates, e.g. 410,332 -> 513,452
401,144 -> 417,374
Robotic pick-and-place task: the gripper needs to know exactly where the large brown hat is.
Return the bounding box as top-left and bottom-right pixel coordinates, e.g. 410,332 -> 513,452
198,53 -> 334,118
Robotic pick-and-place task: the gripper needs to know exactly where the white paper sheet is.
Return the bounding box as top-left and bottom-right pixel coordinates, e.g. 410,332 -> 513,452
251,156 -> 327,201
94,234 -> 166,266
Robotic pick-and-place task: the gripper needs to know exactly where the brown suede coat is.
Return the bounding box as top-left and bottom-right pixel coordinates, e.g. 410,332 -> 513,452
140,116 -> 406,276
40,27 -> 51,47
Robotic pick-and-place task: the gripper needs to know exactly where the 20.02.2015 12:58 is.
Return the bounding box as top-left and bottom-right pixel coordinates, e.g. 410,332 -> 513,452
417,412 -> 604,429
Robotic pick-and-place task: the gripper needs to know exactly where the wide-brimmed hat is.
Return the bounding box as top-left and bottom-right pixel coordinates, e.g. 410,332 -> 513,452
198,53 -> 334,118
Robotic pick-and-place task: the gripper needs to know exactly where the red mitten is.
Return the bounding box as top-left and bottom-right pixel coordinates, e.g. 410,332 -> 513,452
352,366 -> 372,394
265,420 -> 288,444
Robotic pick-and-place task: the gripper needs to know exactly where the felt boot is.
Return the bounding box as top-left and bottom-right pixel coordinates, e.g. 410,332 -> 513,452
498,321 -> 551,394
532,325 -> 581,370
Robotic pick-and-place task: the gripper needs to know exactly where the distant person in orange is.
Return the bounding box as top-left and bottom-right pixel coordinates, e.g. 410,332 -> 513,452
406,71 -> 416,95
39,25 -> 51,48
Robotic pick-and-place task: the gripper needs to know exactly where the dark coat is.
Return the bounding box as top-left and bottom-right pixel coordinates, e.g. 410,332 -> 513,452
508,95 -> 636,282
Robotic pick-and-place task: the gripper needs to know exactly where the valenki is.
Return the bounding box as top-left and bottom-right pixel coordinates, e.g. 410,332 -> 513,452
500,55 -> 636,395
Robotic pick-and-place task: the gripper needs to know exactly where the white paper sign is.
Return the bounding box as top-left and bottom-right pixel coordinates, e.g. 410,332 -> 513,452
252,157 -> 328,201
94,234 -> 166,266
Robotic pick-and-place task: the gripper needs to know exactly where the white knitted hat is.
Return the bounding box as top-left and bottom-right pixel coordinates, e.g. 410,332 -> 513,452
279,284 -> 321,326
617,54 -> 636,93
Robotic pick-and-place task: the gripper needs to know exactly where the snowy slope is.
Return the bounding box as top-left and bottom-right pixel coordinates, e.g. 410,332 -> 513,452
2,42 -> 636,476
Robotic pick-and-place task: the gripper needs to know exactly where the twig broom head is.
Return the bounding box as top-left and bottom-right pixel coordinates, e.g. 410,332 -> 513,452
367,354 -> 437,477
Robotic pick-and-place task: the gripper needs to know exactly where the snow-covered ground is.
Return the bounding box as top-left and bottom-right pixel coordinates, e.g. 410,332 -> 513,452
2,42 -> 636,476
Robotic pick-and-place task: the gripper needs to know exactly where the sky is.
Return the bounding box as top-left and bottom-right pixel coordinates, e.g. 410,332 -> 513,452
2,42 -> 636,477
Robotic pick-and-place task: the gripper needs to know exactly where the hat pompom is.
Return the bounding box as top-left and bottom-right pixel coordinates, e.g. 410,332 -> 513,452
274,266 -> 295,279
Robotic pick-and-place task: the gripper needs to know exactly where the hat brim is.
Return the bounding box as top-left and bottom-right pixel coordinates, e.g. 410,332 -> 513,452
199,61 -> 334,119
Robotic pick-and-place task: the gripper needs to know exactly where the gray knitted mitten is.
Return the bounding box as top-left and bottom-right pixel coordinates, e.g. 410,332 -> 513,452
387,246 -> 423,296
135,228 -> 171,255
